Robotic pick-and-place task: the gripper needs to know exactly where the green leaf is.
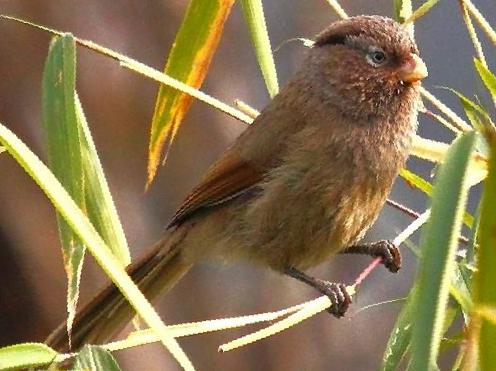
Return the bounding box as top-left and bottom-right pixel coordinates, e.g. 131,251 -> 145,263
404,0 -> 440,24
394,0 -> 413,22
446,88 -> 493,134
147,0 -> 235,187
73,346 -> 121,370
42,35 -> 131,339
400,168 -> 433,195
474,58 -> 496,99
42,33 -> 86,339
450,263 -> 473,317
75,94 -> 130,266
400,168 -> 474,227
393,0 -> 403,21
410,131 -> 477,371
0,124 -> 193,370
381,288 -> 416,371
241,0 -> 279,98
0,343 -> 57,370
474,129 -> 496,370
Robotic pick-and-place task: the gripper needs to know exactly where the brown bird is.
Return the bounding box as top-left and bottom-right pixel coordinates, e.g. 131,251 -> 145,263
46,15 -> 427,351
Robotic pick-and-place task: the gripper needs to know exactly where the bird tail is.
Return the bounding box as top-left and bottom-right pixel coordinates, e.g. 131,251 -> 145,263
45,227 -> 193,353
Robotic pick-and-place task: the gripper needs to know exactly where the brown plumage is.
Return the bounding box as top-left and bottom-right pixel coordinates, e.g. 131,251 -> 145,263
46,15 -> 427,351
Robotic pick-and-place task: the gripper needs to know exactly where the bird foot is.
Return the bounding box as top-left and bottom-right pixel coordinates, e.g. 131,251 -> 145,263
314,280 -> 352,318
368,240 -> 402,273
343,239 -> 401,273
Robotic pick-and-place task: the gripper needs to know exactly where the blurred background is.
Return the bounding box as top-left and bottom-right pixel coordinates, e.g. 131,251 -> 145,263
0,1 -> 495,370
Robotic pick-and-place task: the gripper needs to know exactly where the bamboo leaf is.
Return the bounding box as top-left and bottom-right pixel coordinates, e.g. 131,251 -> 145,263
410,131 -> 477,370
477,306 -> 496,325
394,0 -> 412,23
42,34 -> 86,340
241,0 -> 279,97
393,0 -> 404,22
474,58 -> 496,100
0,124 -> 193,370
381,288 -> 416,371
0,343 -> 57,370
400,168 -> 474,227
147,0 -> 235,187
73,346 -> 121,371
445,88 -> 492,130
42,35 -> 131,341
474,129 -> 496,370
75,94 -> 131,266
0,16 -> 252,126
404,0 -> 441,24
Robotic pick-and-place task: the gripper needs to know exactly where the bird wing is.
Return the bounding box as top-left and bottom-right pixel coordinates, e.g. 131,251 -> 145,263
168,151 -> 263,227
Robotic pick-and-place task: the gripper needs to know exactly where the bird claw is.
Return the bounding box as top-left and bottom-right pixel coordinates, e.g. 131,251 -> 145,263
315,281 -> 352,318
371,240 -> 402,273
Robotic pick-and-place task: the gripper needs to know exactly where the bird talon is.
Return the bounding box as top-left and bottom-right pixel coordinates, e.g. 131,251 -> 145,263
316,281 -> 352,318
372,240 -> 402,273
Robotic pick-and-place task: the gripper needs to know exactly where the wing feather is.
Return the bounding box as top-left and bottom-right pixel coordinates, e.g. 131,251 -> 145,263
168,152 -> 263,227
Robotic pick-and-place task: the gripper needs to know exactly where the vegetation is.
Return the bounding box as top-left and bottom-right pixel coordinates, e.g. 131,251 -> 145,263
0,0 -> 495,370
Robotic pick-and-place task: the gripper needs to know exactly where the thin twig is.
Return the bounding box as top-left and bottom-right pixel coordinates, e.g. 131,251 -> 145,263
420,87 -> 472,132
387,199 -> 470,245
0,14 -> 253,126
386,198 -> 419,219
325,0 -> 348,19
463,0 -> 496,46
459,0 -> 487,66
459,0 -> 496,108
422,109 -> 462,134
233,99 -> 260,119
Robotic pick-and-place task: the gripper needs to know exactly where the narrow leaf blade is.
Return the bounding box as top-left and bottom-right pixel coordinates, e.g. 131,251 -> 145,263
75,94 -> 131,266
474,129 -> 496,370
474,59 -> 496,99
410,131 -> 477,370
42,34 -> 85,339
0,343 -> 57,370
241,0 -> 279,97
73,346 -> 121,371
0,124 -> 193,370
381,288 -> 416,371
404,0 -> 440,24
147,0 -> 235,186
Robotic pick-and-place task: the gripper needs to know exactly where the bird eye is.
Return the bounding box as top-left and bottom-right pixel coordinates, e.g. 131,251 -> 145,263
366,49 -> 387,67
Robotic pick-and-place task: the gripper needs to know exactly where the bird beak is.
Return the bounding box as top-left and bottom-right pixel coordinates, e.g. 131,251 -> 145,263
398,53 -> 428,83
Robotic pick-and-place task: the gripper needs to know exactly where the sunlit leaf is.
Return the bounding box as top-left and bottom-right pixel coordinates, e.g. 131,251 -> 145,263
75,94 -> 131,266
474,129 -> 496,370
241,0 -> 279,97
447,88 -> 492,132
410,131 -> 477,370
400,168 -> 474,227
381,288 -> 416,371
0,124 -> 192,369
450,263 -> 473,319
404,0 -> 441,24
42,35 -> 131,340
147,0 -> 235,187
0,343 -> 57,370
73,346 -> 121,370
394,0 -> 412,23
474,58 -> 496,99
42,33 -> 86,340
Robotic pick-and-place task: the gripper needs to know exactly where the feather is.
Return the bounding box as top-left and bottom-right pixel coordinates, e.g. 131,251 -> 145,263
168,152 -> 263,227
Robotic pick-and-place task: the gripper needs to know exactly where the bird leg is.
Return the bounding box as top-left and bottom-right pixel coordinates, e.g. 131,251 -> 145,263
342,239 -> 401,273
284,267 -> 352,318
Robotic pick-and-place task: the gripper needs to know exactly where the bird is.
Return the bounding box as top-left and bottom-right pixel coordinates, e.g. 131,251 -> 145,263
46,15 -> 427,352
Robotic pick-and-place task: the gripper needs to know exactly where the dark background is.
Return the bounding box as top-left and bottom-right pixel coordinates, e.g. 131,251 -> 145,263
0,1 -> 495,370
